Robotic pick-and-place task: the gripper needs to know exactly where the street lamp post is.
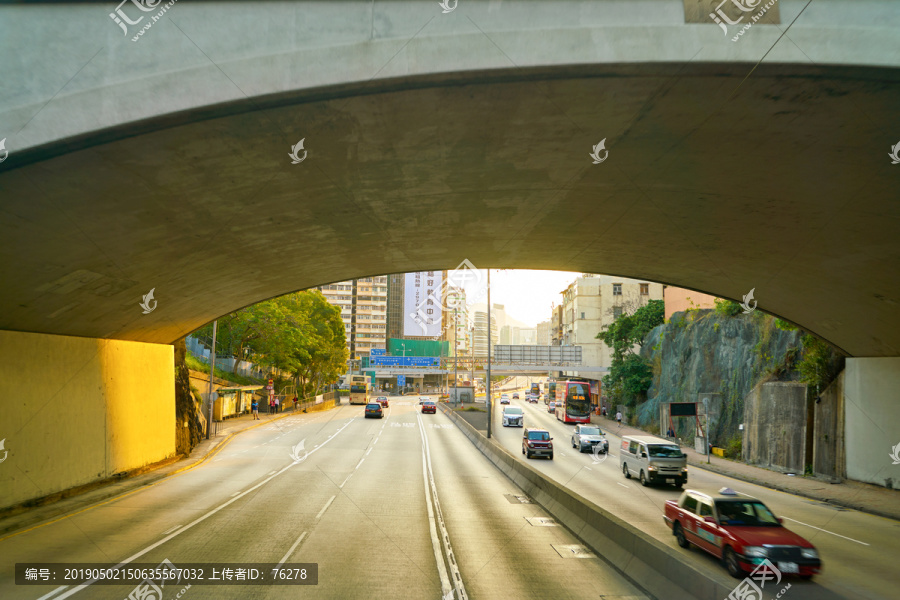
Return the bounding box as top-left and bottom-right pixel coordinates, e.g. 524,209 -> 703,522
486,269 -> 492,439
454,304 -> 459,407
205,320 -> 217,440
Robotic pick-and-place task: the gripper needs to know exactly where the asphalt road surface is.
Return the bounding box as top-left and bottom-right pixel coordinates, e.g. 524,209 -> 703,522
0,396 -> 649,600
491,391 -> 899,600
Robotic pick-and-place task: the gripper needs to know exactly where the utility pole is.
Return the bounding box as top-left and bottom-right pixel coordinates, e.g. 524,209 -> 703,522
486,269 -> 492,439
454,301 -> 459,407
206,320 -> 217,440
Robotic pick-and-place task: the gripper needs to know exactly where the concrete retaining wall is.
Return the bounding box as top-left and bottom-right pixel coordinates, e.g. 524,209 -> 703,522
813,372 -> 845,480
742,381 -> 807,473
0,330 -> 175,511
441,405 -> 735,600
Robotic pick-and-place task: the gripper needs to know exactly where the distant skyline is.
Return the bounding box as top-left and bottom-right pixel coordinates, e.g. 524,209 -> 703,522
458,270 -> 584,329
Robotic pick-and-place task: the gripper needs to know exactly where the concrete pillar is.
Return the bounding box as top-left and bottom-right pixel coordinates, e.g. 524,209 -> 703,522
0,330 -> 175,510
844,358 -> 900,489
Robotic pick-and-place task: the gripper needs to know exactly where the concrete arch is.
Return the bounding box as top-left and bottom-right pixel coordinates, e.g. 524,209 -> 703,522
0,1 -> 898,356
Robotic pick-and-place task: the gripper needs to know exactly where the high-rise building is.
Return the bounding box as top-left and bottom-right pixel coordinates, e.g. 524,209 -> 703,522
473,310 -> 499,358
444,286 -> 468,357
319,276 -> 388,361
536,320 -> 550,345
500,325 -> 511,345
386,273 -> 405,341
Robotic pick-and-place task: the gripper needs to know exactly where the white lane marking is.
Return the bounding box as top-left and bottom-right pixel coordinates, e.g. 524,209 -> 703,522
161,525 -> 181,535
230,492 -> 241,497
339,472 -> 354,489
276,531 -> 307,568
36,586 -> 68,599
617,482 -> 629,488
269,470 -> 277,475
355,458 -> 365,470
780,517 -> 870,546
584,467 -> 592,471
365,448 -> 372,456
52,420 -> 353,599
418,414 -> 469,600
419,419 -> 453,598
316,495 -> 336,520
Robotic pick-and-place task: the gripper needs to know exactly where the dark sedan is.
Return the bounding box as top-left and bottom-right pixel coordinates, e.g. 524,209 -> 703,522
364,403 -> 383,419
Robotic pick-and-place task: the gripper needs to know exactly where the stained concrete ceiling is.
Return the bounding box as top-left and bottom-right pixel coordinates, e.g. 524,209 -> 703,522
0,63 -> 898,355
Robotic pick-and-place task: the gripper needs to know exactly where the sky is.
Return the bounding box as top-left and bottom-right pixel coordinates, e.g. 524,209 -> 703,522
457,269 -> 583,328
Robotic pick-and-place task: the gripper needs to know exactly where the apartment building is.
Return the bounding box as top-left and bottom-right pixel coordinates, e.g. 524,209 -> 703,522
319,276 -> 388,360
444,286 -> 468,357
559,275 -> 663,378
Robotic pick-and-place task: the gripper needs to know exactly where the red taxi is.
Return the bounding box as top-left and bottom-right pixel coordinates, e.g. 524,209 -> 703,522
421,401 -> 436,414
663,488 -> 821,579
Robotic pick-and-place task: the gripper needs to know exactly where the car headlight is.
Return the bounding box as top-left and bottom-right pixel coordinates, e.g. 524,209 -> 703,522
743,547 -> 768,558
800,548 -> 819,559
648,465 -> 657,471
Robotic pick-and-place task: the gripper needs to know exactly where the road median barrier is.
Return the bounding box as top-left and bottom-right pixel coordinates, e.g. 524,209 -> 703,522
440,404 -> 736,600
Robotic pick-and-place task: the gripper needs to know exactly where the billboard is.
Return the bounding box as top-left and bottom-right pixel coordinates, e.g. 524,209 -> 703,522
669,402 -> 698,417
492,345 -> 582,364
403,271 -> 444,337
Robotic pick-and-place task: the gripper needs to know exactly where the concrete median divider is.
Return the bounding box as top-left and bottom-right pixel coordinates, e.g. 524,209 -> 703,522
441,405 -> 735,600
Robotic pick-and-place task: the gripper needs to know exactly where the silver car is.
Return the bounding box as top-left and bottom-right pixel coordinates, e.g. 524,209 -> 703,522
502,406 -> 524,427
572,424 -> 609,453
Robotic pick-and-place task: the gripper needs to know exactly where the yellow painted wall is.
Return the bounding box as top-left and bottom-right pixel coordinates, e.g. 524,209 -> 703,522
0,330 -> 174,510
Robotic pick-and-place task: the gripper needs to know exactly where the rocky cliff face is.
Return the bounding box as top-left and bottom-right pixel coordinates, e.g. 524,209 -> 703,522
637,309 -> 803,446
174,338 -> 204,455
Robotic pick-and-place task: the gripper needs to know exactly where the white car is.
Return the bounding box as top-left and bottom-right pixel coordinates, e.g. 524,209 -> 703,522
502,406 -> 524,427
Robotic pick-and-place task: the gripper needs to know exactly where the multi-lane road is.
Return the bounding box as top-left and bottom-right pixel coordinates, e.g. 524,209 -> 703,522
491,388 -> 898,600
0,397 -> 647,600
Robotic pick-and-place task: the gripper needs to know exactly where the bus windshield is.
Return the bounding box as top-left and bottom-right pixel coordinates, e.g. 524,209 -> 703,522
565,383 -> 591,417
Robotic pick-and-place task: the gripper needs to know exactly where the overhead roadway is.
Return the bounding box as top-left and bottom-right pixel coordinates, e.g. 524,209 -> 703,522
0,0 -> 898,357
368,365 -> 609,376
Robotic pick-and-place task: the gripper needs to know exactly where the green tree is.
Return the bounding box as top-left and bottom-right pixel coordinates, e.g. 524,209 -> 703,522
192,291 -> 347,395
714,297 -> 742,317
282,291 -> 348,397
597,299 -> 664,406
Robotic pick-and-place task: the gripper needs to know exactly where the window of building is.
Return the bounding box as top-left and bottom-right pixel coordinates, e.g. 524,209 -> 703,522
613,283 -> 622,296
613,307 -> 623,319
580,312 -> 585,319
640,283 -> 649,295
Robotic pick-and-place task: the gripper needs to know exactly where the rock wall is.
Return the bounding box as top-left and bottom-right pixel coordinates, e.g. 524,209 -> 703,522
638,309 -> 803,447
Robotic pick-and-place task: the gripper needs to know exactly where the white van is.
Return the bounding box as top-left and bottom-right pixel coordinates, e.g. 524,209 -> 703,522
620,435 -> 688,488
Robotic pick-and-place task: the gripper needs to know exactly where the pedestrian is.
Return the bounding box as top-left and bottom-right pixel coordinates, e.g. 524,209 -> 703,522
269,398 -> 275,414
601,406 -> 607,417
667,427 -> 675,438
615,411 -> 622,426
293,396 -> 299,411
274,397 -> 280,413
251,398 -> 259,420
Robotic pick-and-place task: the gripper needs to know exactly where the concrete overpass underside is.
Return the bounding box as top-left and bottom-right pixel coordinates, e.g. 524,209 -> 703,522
1,62 -> 898,356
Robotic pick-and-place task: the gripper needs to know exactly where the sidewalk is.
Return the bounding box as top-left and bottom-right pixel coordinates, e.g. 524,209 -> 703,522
590,414 -> 900,522
0,405 -> 321,539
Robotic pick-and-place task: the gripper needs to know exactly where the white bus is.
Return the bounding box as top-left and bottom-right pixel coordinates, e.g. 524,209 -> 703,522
347,375 -> 371,405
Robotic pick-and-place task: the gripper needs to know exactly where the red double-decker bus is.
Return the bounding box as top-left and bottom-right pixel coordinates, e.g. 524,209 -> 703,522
554,380 -> 592,424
